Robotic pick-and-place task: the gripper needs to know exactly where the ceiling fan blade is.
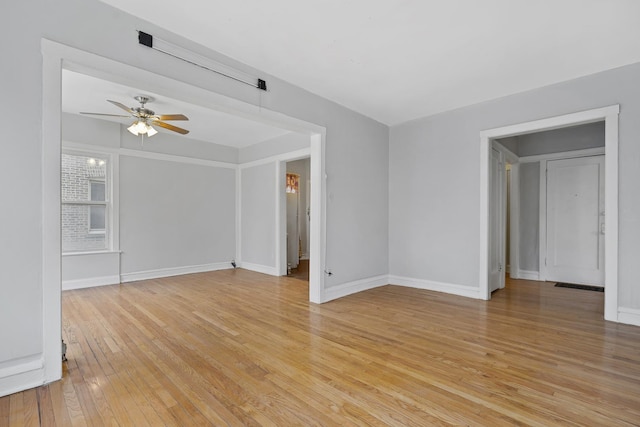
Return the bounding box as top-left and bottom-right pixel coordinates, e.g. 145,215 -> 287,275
156,114 -> 189,121
80,112 -> 131,118
107,100 -> 133,114
152,120 -> 190,135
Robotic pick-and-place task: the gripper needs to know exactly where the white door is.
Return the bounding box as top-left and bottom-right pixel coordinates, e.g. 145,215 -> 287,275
489,147 -> 505,292
546,156 -> 605,286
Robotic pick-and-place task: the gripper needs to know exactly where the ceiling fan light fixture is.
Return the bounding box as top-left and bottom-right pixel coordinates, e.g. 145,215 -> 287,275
85,96 -> 189,139
127,121 -> 141,136
134,120 -> 149,134
127,120 -> 158,137
146,125 -> 158,137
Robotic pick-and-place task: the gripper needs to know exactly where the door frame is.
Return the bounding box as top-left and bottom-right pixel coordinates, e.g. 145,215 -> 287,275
489,146 -> 505,292
479,105 -> 619,322
42,39 -> 328,386
490,142 -> 519,288
279,156 -> 311,276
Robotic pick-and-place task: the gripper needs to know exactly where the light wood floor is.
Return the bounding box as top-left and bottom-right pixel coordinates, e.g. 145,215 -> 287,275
2,271 -> 640,426
288,259 -> 309,282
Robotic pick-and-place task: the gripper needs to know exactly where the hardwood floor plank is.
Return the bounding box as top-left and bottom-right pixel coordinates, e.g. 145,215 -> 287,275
2,270 -> 640,426
8,392 -> 24,427
45,380 -> 72,427
35,386 -> 56,427
20,390 -> 39,427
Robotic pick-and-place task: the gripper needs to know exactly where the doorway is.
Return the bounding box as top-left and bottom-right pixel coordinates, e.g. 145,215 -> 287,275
479,105 -> 619,322
285,158 -> 310,281
42,40 -> 328,384
495,124 -> 605,289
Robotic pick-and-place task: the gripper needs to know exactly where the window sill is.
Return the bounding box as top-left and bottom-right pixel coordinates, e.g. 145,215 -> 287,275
62,250 -> 122,257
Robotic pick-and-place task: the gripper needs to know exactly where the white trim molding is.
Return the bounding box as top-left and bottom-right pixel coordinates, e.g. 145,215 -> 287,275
618,307 -> 640,327
508,163 -> 520,280
62,275 -> 121,291
120,148 -> 236,169
41,41 -> 63,387
538,160 -> 548,283
64,141 -> 236,171
121,262 -> 232,283
239,148 -> 311,169
322,275 -> 388,303
516,270 -> 541,281
235,167 -> 242,267
309,133 -> 326,304
275,161 -> 286,276
238,262 -> 280,277
0,357 -> 45,398
388,275 -> 482,299
479,105 -> 620,323
519,147 -> 605,164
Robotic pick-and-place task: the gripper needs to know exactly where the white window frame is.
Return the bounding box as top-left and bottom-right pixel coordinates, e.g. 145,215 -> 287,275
62,147 -> 118,254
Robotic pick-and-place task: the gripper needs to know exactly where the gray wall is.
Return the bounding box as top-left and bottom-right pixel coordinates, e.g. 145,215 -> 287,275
390,61 -> 640,308
120,156 -> 236,274
240,163 -> 277,268
62,113 -> 238,282
63,113 -> 121,148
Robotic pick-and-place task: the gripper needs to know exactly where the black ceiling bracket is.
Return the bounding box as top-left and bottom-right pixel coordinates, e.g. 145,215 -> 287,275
138,31 -> 153,48
137,30 -> 267,91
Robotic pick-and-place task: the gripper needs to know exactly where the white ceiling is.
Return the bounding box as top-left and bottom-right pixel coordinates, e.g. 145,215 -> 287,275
100,0 -> 640,125
62,70 -> 291,148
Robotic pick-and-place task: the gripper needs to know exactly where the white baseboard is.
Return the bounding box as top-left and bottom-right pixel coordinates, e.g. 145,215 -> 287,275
618,307 -> 640,327
388,275 -> 481,299
0,357 -> 45,398
121,262 -> 232,283
62,275 -> 121,291
322,275 -> 388,303
238,262 -> 279,277
516,270 -> 541,281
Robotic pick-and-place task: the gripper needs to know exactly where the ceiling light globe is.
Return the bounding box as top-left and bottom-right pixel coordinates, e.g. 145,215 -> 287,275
134,121 -> 148,134
146,125 -> 158,137
127,122 -> 140,136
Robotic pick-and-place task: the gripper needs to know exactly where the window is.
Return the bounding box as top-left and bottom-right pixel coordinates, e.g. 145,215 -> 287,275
62,152 -> 110,252
89,180 -> 106,232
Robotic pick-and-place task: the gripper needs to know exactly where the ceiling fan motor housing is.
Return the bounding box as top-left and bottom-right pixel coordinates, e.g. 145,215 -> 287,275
133,96 -> 155,117
133,107 -> 155,118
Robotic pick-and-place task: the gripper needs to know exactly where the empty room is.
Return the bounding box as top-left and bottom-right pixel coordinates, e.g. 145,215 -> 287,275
2,1 -> 640,425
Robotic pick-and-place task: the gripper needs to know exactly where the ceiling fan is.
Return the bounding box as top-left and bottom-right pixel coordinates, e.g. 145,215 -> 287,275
80,95 -> 189,137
